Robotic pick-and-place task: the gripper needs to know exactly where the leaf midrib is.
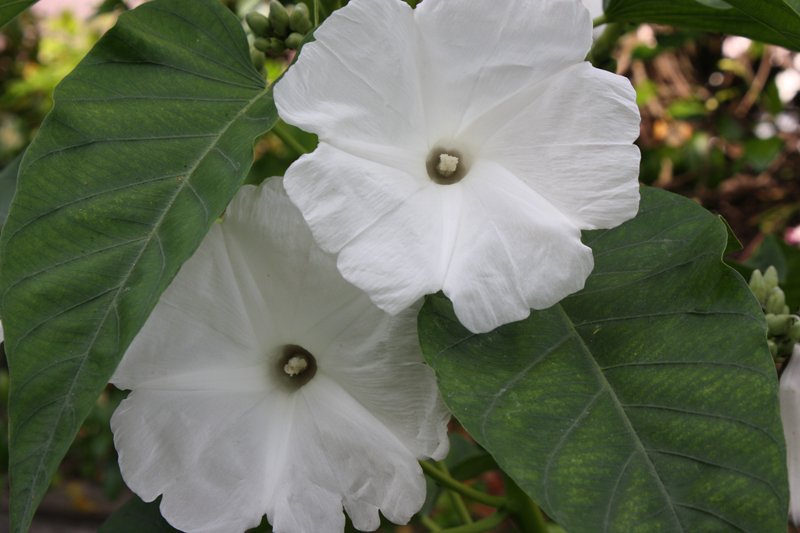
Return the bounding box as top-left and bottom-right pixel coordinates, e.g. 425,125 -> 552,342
553,303 -> 686,533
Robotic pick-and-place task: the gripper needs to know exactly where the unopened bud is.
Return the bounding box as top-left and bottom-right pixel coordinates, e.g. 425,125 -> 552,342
290,3 -> 312,34
767,313 -> 792,336
749,269 -> 768,305
254,37 -> 271,53
268,37 -> 286,54
251,50 -> 265,72
789,319 -> 800,341
766,288 -> 787,315
269,1 -> 290,37
768,339 -> 778,358
764,265 -> 779,291
285,32 -> 304,49
246,12 -> 271,37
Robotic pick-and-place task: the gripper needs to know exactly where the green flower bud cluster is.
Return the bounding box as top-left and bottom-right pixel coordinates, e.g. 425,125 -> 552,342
749,266 -> 799,360
247,1 -> 312,57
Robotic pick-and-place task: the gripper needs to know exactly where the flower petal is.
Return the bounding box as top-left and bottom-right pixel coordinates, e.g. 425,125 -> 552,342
443,160 -> 594,333
467,62 -> 641,230
111,223 -> 264,391
780,344 -> 800,526
112,389 -> 288,533
285,143 -> 446,314
414,0 -> 592,141
318,304 -> 450,460
274,0 -> 426,154
273,375 -> 429,532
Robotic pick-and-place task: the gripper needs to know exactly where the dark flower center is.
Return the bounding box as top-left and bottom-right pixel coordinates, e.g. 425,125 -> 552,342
426,147 -> 468,185
278,344 -> 317,389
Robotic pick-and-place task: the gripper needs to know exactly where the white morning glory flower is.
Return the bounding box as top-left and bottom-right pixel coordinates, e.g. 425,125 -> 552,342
275,0 -> 641,333
780,343 -> 800,525
110,178 -> 450,533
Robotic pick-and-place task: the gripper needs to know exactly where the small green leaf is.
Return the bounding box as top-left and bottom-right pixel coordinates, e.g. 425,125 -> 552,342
605,0 -> 800,50
0,0 -> 277,531
0,0 -> 37,28
420,188 -> 788,533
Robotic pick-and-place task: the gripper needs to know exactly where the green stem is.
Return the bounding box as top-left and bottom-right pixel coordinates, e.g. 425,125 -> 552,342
272,121 -> 308,156
420,461 -> 506,509
592,14 -> 607,27
504,475 -> 548,533
313,0 -> 319,27
421,515 -> 443,532
438,512 -> 508,533
437,462 -> 473,524
587,22 -> 627,71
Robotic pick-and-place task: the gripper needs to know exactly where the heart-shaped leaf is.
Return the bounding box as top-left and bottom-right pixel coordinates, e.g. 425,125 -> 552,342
420,187 -> 788,532
0,1 -> 277,530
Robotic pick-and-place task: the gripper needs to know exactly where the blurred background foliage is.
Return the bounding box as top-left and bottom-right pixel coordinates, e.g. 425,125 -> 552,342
0,0 -> 798,531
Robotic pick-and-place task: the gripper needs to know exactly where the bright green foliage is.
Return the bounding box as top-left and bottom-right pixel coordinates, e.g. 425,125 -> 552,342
605,0 -> 800,51
0,0 -> 37,28
0,0 -> 277,530
420,187 -> 788,533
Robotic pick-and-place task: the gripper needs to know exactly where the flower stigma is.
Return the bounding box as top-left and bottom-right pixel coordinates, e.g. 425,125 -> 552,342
426,147 -> 468,185
278,344 -> 317,388
284,356 -> 308,376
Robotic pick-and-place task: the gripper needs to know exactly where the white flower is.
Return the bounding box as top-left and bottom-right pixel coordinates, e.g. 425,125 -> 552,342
110,178 -> 450,533
275,0 -> 641,333
781,344 -> 800,525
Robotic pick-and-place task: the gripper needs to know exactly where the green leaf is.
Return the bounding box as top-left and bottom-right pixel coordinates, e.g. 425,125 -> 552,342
99,496 -> 181,533
0,0 -> 277,530
605,0 -> 800,51
0,150 -> 23,227
420,188 -> 788,533
0,0 -> 37,28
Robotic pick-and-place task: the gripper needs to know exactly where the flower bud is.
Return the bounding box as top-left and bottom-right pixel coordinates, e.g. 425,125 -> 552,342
764,265 -> 779,291
246,12 -> 271,37
749,269 -> 768,306
290,3 -> 312,34
767,287 -> 787,315
767,313 -> 792,336
285,32 -> 304,50
269,0 -> 290,37
254,37 -> 271,53
251,50 -> 265,72
268,37 -> 286,54
768,339 -> 779,358
790,319 -> 800,342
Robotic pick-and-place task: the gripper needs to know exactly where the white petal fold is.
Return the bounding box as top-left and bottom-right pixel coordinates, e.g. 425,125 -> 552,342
444,160 -> 594,333
111,178 -> 450,533
274,0 -> 426,153
414,0 -> 592,140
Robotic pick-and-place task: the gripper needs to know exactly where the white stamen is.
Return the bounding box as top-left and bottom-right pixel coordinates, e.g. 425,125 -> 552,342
437,154 -> 459,177
284,355 -> 308,376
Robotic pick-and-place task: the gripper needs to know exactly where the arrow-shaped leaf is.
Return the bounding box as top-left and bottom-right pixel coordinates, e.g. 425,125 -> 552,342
0,1 -> 277,530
